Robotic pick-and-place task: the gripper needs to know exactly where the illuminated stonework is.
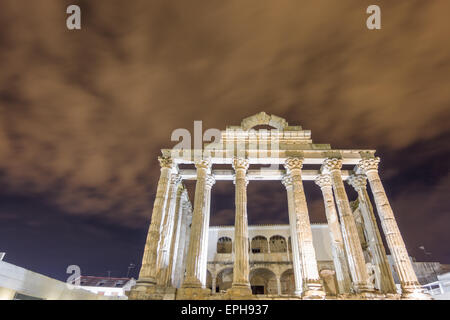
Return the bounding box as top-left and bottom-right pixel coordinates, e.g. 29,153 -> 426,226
128,112 -> 429,300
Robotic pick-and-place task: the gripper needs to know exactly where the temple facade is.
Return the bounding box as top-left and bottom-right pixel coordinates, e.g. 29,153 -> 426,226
128,112 -> 429,300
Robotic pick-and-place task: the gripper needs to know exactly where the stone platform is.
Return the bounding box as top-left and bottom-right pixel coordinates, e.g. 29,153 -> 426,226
127,286 -> 409,300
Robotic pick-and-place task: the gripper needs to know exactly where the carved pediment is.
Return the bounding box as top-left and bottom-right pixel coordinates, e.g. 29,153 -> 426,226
240,112 -> 288,131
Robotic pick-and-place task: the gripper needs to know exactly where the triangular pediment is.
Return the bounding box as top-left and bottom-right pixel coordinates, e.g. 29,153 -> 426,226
240,112 -> 289,131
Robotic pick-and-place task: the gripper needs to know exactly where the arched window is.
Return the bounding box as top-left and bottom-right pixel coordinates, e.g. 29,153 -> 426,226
251,236 -> 268,253
217,237 -> 232,253
269,235 -> 287,253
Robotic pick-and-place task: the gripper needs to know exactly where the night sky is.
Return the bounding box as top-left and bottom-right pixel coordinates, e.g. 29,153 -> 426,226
0,1 -> 449,282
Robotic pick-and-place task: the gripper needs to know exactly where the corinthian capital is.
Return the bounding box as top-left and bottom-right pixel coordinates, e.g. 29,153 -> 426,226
158,156 -> 173,169
205,174 -> 216,189
195,158 -> 212,171
321,158 -> 343,173
314,174 -> 332,189
170,174 -> 182,186
232,157 -> 249,171
284,157 -> 304,172
180,188 -> 189,200
347,174 -> 367,190
281,174 -> 293,189
357,157 -> 380,174
182,198 -> 193,212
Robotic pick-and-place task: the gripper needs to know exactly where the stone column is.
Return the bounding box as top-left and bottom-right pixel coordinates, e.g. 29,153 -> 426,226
199,174 -> 215,288
156,174 -> 182,286
172,191 -> 191,288
179,204 -> 193,287
357,158 -> 426,298
281,175 -> 303,296
211,274 -> 217,294
137,156 -> 173,286
163,184 -> 185,287
315,174 -> 352,294
276,276 -> 282,296
347,174 -> 397,294
321,158 -> 374,293
284,157 -> 325,299
230,157 -> 252,296
182,159 -> 211,289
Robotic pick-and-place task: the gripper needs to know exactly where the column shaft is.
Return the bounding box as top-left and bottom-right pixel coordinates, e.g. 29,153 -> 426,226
276,277 -> 282,296
231,158 -> 252,295
199,175 -> 215,288
182,159 -> 211,288
156,174 -> 181,285
282,176 -> 303,295
285,157 -> 324,298
180,209 -> 193,286
348,174 -> 397,293
322,158 -> 373,293
163,185 -> 184,287
138,157 -> 173,285
358,158 -> 424,297
315,174 -> 352,294
211,275 -> 217,294
172,195 -> 191,288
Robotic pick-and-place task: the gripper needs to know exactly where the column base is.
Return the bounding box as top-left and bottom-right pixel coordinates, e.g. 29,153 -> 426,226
302,283 -> 326,300
181,277 -> 203,289
401,285 -> 432,300
135,277 -> 157,286
127,284 -> 176,300
176,287 -> 212,300
353,282 -> 375,294
228,283 -> 253,299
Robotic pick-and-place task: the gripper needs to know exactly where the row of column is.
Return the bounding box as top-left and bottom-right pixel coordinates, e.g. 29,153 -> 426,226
137,155 -> 423,298
137,156 -> 193,288
311,157 -> 422,296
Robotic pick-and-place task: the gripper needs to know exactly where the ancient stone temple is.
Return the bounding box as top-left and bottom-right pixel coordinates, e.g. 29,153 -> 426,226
128,112 -> 429,300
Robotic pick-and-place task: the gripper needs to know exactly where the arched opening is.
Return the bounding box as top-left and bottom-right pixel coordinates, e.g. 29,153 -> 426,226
269,235 -> 287,253
217,237 -> 232,253
251,236 -> 268,253
215,268 -> 233,293
280,269 -> 295,295
249,268 -> 277,295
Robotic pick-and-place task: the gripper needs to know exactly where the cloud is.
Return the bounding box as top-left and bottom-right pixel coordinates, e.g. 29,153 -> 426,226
0,0 -> 449,239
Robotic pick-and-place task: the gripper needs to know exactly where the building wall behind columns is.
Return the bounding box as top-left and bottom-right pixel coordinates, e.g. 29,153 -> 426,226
207,225 -> 333,263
